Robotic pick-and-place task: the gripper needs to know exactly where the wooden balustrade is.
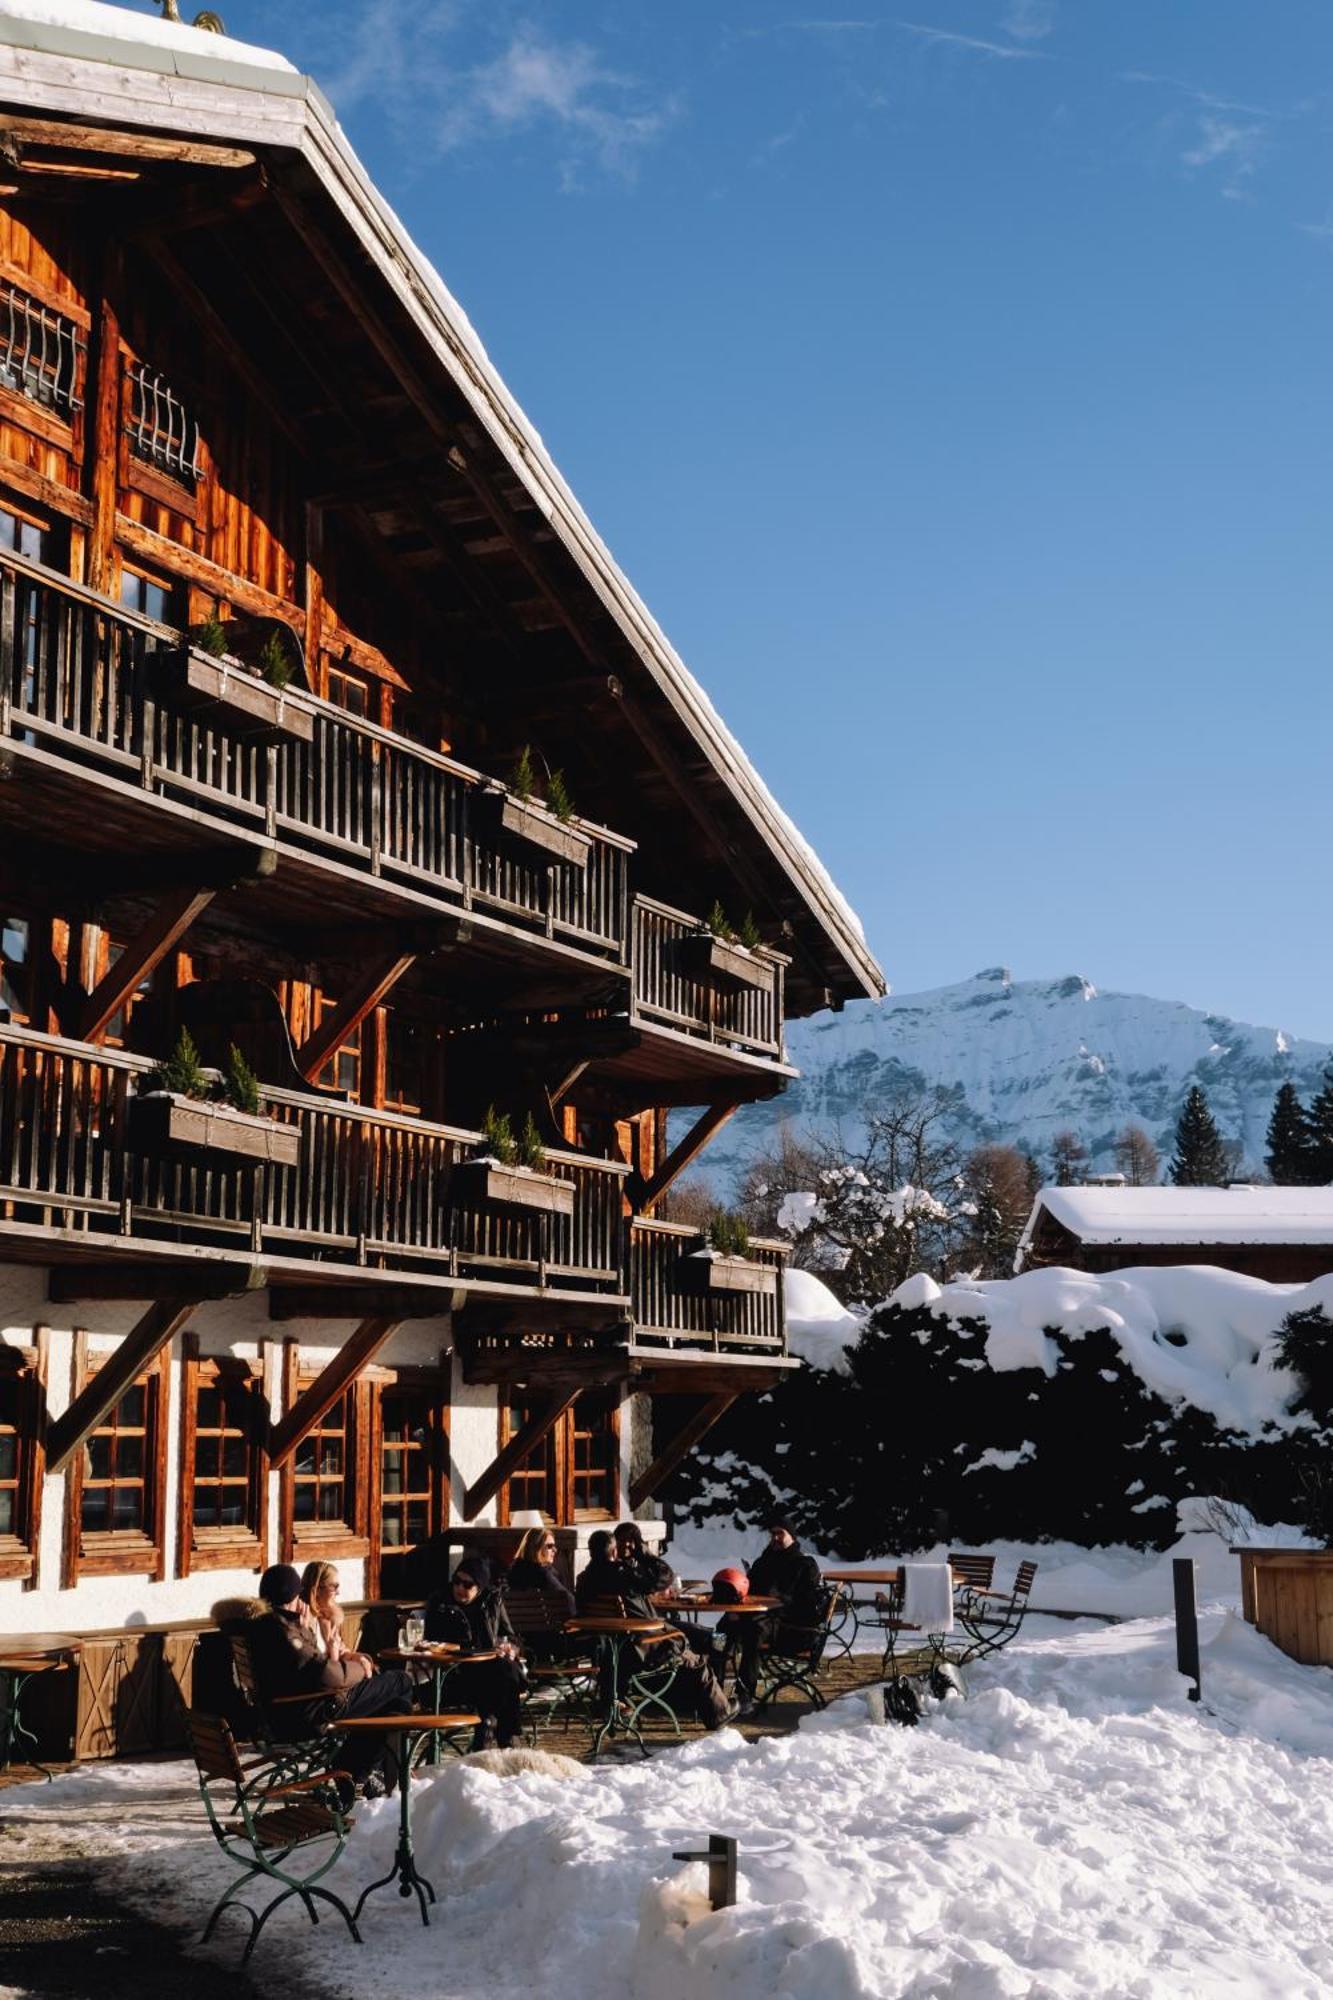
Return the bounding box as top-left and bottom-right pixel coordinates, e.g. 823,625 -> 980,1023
631,895 -> 786,1061
0,551 -> 631,964
630,1218 -> 787,1353
0,1024 -> 627,1293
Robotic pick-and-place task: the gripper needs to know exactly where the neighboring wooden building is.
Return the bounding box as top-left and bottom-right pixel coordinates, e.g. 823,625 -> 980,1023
1016,1187 -> 1333,1283
0,2 -> 883,1753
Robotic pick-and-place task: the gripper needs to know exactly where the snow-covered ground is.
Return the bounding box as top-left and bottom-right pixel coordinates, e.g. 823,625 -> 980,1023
5,1532 -> 1331,1998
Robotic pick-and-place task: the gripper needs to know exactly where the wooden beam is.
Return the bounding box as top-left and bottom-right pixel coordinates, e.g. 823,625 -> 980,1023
462,1387 -> 582,1522
294,950 -> 419,1083
631,1102 -> 738,1215
0,118 -> 257,169
115,515 -> 308,634
49,1262 -> 268,1303
78,885 -> 217,1043
46,1297 -> 198,1476
629,1393 -> 737,1511
269,1283 -> 465,1322
267,1317 -> 400,1470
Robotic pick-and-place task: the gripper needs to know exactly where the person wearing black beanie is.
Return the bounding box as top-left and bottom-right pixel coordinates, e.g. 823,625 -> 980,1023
424,1552 -> 523,1748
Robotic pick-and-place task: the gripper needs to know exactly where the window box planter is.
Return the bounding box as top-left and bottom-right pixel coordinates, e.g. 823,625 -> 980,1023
678,1250 -> 778,1297
455,1158 -> 576,1218
152,644 -> 314,746
129,1091 -> 301,1169
680,931 -> 770,992
481,789 -> 591,870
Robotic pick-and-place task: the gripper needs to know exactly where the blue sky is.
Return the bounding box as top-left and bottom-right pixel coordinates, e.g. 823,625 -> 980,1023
213,1 -> 1333,1039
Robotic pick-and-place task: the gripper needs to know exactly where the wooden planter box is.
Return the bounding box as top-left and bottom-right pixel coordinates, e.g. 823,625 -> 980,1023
130,1091 -> 302,1169
1235,1546 -> 1333,1667
679,1251 -> 778,1297
681,931 -> 770,992
483,791 -> 591,869
153,645 -> 314,745
456,1159 -> 576,1218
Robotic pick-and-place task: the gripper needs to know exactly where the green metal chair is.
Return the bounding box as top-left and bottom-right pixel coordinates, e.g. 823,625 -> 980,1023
750,1586 -> 840,1711
186,1710 -> 360,1962
504,1587 -> 599,1743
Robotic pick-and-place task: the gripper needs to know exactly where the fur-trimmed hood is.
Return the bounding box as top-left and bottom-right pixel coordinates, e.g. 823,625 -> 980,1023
211,1595 -> 268,1627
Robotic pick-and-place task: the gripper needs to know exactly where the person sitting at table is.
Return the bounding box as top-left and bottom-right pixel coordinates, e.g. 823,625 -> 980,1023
300,1560 -> 376,1674
248,1563 -> 415,1798
725,1518 -> 827,1712
423,1552 -> 524,1749
507,1526 -> 576,1616
575,1531 -> 731,1729
614,1520 -> 717,1658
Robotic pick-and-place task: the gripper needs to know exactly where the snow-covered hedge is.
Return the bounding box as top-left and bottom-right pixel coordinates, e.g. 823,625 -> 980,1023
667,1266 -> 1333,1553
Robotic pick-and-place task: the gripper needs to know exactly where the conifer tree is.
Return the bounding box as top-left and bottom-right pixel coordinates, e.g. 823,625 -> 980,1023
1169,1085 -> 1229,1186
1305,1065 -> 1333,1185
1266,1081 -> 1316,1185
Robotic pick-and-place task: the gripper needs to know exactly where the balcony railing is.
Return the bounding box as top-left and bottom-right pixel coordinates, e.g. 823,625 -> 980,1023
0,1024 -> 628,1294
630,1218 -> 787,1354
0,553 -> 632,964
631,895 -> 786,1063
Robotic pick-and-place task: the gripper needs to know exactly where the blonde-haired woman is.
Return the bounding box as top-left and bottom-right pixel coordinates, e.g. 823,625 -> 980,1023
300,1559 -> 374,1671
506,1525 -> 575,1617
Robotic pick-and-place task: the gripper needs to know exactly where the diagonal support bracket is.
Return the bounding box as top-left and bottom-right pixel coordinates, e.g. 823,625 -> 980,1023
628,1393 -> 737,1511
629,1102 -> 739,1216
294,951 -> 419,1083
462,1385 -> 583,1522
267,1317 -> 401,1469
47,1296 -> 199,1476
78,887 -> 218,1044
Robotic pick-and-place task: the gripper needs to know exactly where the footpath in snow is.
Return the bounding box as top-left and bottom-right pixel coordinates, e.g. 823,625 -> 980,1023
5,1539 -> 1333,1999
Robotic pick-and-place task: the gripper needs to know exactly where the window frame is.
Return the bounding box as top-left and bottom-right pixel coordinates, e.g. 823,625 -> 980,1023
369,1367 -> 450,1601
0,1331 -> 48,1584
177,1334 -> 269,1577
496,1389 -> 620,1527
63,1332 -> 169,1584
279,1342 -> 371,1565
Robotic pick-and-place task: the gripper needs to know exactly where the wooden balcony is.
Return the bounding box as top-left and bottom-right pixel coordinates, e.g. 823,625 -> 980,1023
0,552 -> 633,985
632,895 -> 786,1063
629,1218 -> 788,1356
0,1023 -> 629,1304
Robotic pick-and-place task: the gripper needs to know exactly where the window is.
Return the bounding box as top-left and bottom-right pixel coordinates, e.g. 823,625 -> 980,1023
326,666 -> 370,719
498,1390 -> 620,1526
0,1336 -> 46,1582
312,989 -> 361,1098
374,1377 -> 448,1599
178,1337 -> 267,1576
0,281 -> 84,422
65,1336 -> 168,1581
119,567 -> 177,625
1,916 -> 31,1022
125,359 -> 200,489
280,1344 -> 368,1563
0,503 -> 50,564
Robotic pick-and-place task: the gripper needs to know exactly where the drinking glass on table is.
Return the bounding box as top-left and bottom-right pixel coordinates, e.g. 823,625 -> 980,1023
403,1613 -> 425,1650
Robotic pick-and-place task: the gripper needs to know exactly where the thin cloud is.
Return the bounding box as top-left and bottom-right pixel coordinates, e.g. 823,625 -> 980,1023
1118,70 -> 1279,121
1181,113 -> 1264,197
896,20 -> 1048,61
1002,0 -> 1057,42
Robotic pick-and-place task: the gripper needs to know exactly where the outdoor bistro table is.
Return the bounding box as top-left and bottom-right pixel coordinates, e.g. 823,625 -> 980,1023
653,1596 -> 782,1684
565,1616 -> 678,1758
821,1569 -> 909,1658
377,1644 -> 463,1762
339,1711 -> 481,1924
0,1633 -> 82,1780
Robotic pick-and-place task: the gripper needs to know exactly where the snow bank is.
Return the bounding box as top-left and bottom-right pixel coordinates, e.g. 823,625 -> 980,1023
18,1595 -> 1333,1997
886,1263 -> 1332,1435
783,1268 -> 861,1373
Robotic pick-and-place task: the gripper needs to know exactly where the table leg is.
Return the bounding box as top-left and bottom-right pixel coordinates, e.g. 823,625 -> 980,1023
353,1730 -> 438,1927
589,1635 -> 622,1761
0,1669 -> 51,1782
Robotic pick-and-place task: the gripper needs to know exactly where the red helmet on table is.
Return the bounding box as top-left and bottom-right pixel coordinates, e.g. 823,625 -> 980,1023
712,1566 -> 750,1604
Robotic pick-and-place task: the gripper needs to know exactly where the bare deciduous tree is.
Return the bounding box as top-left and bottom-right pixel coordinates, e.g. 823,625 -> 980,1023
1113,1124 -> 1160,1187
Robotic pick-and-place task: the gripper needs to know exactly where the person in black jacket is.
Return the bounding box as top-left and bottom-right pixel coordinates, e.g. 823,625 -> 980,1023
614,1520 -> 716,1658
507,1525 -> 576,1616
575,1531 -> 730,1729
727,1520 -> 827,1711
424,1553 -> 524,1748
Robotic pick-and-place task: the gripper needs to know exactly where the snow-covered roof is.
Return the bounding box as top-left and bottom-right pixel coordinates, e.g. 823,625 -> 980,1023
1019,1184 -> 1333,1261
0,0 -> 882,1003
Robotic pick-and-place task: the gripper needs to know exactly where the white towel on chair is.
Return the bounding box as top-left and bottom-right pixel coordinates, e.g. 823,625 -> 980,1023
903,1562 -> 954,1634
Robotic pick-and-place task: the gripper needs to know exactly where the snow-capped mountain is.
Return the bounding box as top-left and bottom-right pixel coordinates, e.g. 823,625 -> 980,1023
704,967 -> 1332,1186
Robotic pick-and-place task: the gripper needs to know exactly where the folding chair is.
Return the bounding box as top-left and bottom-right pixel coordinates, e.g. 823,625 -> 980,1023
504,1587 -> 598,1741
578,1594 -> 687,1758
186,1710 -> 359,1962
750,1585 -> 839,1712
870,1572 -> 956,1690
958,1560 -> 1039,1662
947,1552 -> 996,1628
225,1625 -> 343,1785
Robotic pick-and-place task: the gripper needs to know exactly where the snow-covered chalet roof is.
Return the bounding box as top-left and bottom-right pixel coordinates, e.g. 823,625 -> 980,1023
0,0 -> 883,1008
1018,1184 -> 1333,1264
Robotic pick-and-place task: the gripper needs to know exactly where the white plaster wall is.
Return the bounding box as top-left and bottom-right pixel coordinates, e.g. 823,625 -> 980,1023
0,1268 -> 468,1634
447,1350 -> 499,1525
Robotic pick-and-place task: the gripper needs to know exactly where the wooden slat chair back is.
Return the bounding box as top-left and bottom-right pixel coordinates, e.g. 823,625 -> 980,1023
226,1626 -> 342,1781
186,1710 -> 360,1963
947,1553 -> 996,1595
505,1587 -> 598,1743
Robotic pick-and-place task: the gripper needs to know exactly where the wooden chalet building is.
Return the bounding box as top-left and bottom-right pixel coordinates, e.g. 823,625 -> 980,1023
1016,1186 -> 1333,1283
0,1 -> 882,1755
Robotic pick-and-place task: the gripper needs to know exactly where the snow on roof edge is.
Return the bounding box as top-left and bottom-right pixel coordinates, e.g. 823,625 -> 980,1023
1018,1184 -> 1333,1265
0,0 -> 300,84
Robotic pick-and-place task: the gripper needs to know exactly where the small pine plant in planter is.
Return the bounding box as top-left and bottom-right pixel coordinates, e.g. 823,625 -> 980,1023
684,901 -> 771,992
131,1029 -> 300,1168
156,610 -> 312,745
460,1105 -> 573,1216
485,745 -> 591,869
681,1208 -> 776,1295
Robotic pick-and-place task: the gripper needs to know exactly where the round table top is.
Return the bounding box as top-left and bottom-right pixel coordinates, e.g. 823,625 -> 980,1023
336,1712 -> 481,1733
0,1633 -> 83,1662
822,1569 -> 907,1584
656,1596 -> 780,1615
377,1645 -> 460,1664
566,1616 -> 668,1636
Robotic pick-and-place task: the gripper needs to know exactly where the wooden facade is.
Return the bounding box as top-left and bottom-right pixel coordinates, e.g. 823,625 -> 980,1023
0,1 -> 882,1753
